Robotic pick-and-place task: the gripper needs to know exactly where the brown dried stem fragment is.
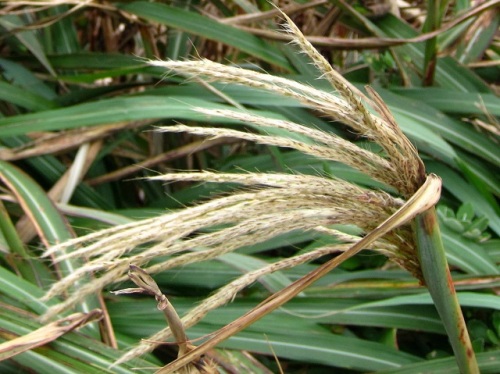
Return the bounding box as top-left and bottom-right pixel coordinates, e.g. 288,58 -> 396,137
113,265 -> 218,373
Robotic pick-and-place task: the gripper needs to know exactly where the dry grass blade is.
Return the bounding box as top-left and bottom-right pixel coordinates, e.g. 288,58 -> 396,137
16,140 -> 102,243
0,122 -> 133,161
220,0 -> 327,25
85,137 -> 236,186
232,0 -> 499,50
0,309 -> 102,361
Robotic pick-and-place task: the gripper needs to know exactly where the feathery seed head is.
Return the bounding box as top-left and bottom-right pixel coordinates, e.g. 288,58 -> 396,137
41,11 -> 433,366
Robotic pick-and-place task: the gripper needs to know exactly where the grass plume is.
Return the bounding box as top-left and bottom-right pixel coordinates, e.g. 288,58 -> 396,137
37,8 -> 475,372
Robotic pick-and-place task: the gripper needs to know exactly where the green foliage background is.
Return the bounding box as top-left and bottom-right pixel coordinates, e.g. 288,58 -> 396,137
0,1 -> 499,372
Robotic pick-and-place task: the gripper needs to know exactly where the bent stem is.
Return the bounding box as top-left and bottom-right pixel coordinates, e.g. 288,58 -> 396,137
114,265 -> 218,373
414,207 -> 478,373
